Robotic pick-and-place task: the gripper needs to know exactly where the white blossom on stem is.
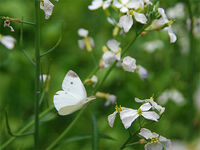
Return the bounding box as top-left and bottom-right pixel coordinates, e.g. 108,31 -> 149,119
40,0 -> 55,19
101,39 -> 121,68
96,92 -> 117,106
136,65 -> 148,80
135,97 -> 165,115
122,56 -> 137,72
88,0 -> 112,10
158,89 -> 185,106
118,10 -> 147,32
108,104 -> 123,127
113,0 -> 144,13
120,103 -> 160,129
0,34 -> 16,50
78,28 -> 94,52
139,128 -> 171,150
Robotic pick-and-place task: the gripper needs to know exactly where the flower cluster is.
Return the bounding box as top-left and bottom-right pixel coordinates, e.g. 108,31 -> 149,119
139,128 -> 171,150
108,96 -> 164,129
88,0 -> 177,43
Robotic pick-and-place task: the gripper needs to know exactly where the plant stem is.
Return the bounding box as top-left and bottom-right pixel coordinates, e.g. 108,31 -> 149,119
34,0 -> 41,149
46,108 -> 86,150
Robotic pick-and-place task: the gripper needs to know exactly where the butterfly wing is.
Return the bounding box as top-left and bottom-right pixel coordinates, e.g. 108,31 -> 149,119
62,70 -> 87,100
53,91 -> 84,115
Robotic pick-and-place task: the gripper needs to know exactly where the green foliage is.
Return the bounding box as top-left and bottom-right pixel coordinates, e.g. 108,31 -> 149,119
0,0 -> 200,149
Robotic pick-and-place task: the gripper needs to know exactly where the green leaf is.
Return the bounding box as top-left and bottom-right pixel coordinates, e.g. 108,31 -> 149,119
91,114 -> 98,150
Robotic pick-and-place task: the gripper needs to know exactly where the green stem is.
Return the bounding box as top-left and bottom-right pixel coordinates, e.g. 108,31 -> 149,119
0,106 -> 53,150
46,108 -> 86,150
34,0 -> 41,149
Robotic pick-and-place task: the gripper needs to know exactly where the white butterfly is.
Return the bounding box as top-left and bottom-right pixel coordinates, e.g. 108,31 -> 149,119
53,70 -> 95,115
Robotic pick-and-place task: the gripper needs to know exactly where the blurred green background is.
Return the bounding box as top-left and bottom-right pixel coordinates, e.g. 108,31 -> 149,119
0,0 -> 200,149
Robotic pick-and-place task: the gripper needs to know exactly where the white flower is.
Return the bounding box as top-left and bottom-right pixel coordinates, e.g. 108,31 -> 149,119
88,0 -> 112,10
102,51 -> 116,68
0,34 -> 16,50
144,40 -> 164,53
143,0 -> 152,5
96,92 -> 117,106
78,28 -> 94,52
135,97 -> 165,115
40,0 -> 54,19
149,8 -> 177,43
108,104 -> 123,127
122,56 -> 137,72
158,89 -> 185,106
120,103 -> 160,129
113,0 -> 144,13
118,10 -> 147,32
136,65 -> 148,80
167,3 -> 185,20
102,39 -> 121,68
84,75 -> 98,87
139,128 -> 171,150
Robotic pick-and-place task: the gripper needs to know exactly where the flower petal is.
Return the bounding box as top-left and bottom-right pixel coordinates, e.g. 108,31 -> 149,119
78,39 -> 85,49
145,143 -> 163,150
128,0 -> 144,9
118,15 -> 133,33
120,108 -> 138,129
142,111 -> 160,121
107,39 -> 120,53
166,27 -> 177,43
102,51 -> 116,68
78,28 -> 88,37
113,0 -> 123,8
122,56 -> 137,72
135,97 -> 145,103
139,128 -> 153,139
103,0 -> 112,9
108,111 -> 117,127
160,136 -> 171,149
133,11 -> 147,24
140,103 -> 151,111
0,35 -> 16,50
40,0 -> 54,19
88,0 -> 103,10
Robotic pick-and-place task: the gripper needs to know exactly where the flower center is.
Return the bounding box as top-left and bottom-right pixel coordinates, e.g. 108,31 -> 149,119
0,34 -> 3,40
102,45 -> 109,52
168,20 -> 174,26
151,137 -> 159,143
137,108 -> 142,116
115,47 -> 121,55
115,104 -> 122,113
128,10 -> 134,15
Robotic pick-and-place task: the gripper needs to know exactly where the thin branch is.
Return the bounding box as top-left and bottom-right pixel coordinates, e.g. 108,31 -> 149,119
0,106 -> 54,149
22,49 -> 36,66
40,32 -> 62,57
5,112 -> 34,137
